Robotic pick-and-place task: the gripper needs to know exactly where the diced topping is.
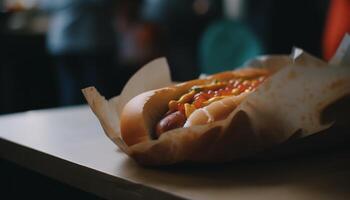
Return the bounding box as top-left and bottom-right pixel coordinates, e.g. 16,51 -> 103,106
167,75 -> 267,118
184,103 -> 196,118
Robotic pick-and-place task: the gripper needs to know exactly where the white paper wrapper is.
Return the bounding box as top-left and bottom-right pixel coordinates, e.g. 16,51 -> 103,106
330,33 -> 350,66
116,58 -> 172,116
82,35 -> 350,165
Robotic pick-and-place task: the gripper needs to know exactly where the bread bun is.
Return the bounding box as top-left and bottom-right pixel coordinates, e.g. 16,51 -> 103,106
184,92 -> 250,127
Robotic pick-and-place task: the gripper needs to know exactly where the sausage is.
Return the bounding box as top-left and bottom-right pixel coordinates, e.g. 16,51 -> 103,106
155,111 -> 186,138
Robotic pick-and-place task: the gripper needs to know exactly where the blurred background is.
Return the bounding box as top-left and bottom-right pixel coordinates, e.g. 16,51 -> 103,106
0,0 -> 348,115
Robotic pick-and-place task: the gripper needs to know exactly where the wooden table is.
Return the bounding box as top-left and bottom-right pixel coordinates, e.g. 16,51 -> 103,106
0,106 -> 349,200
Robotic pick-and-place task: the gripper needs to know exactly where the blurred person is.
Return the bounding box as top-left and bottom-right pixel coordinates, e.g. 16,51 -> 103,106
198,0 -> 330,73
39,0 -> 118,106
116,0 -> 161,69
142,0 -> 223,81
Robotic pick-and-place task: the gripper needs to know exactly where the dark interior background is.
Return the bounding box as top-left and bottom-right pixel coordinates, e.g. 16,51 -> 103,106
0,0 -> 331,115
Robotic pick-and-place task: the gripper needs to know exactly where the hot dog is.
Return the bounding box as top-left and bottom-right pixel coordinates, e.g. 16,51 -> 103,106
82,54 -> 350,166
155,76 -> 267,136
120,68 -> 272,146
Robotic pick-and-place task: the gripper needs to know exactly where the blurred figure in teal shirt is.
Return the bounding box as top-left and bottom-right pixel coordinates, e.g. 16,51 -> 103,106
39,0 -> 118,106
